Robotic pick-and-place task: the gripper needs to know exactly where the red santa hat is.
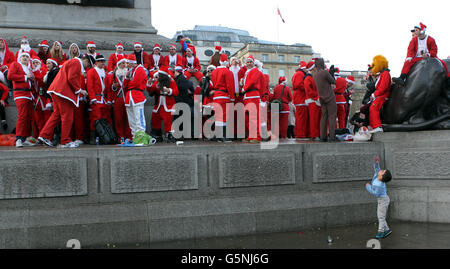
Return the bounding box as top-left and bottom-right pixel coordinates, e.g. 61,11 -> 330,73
169,44 -> 177,50
186,47 -> 193,53
247,55 -> 256,63
31,56 -> 41,63
21,36 -> 29,43
134,42 -> 143,48
39,40 -> 49,47
116,42 -> 124,49
158,65 -> 170,76
174,66 -> 184,72
279,76 -> 287,84
334,67 -> 341,77
19,52 -> 30,59
346,75 -> 355,84
299,61 -> 307,69
219,53 -> 229,65
215,46 -> 223,53
54,40 -> 63,47
116,55 -> 127,67
87,41 -> 96,48
306,61 -> 315,71
127,54 -> 137,64
47,58 -> 58,66
414,22 -> 427,34
153,44 -> 161,51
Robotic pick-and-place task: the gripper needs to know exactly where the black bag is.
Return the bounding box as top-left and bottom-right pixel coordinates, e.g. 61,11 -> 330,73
94,118 -> 118,145
270,85 -> 286,112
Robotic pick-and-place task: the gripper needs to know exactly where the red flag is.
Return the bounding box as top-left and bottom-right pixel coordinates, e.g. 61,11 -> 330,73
277,8 -> 285,23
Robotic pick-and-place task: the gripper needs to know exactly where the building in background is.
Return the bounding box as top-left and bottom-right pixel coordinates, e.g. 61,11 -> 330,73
232,43 -> 315,87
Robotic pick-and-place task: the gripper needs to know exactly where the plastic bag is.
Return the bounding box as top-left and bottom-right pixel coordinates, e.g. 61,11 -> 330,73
353,126 -> 372,141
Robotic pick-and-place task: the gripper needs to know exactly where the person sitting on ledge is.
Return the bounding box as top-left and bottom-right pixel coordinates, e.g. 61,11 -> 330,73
392,23 -> 450,86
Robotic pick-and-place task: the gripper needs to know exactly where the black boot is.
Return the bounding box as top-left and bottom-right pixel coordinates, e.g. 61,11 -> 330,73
1,120 -> 7,132
392,73 -> 407,86
166,132 -> 177,143
89,131 -> 96,145
151,129 -> 163,143
217,126 -> 232,143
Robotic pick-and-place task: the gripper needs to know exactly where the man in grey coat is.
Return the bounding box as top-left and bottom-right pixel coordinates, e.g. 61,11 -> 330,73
312,58 -> 337,142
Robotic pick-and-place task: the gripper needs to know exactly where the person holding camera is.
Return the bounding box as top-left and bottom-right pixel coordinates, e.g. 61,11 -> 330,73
182,48 -> 203,84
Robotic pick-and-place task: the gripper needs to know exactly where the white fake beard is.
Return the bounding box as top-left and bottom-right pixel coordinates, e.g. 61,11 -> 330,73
115,67 -> 128,80
32,64 -> 41,72
21,44 -> 31,51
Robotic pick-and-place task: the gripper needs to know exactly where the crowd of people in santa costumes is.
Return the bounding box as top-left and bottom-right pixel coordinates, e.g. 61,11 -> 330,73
1,21 -> 448,148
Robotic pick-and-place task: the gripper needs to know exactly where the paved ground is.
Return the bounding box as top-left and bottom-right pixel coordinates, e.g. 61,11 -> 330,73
118,222 -> 450,249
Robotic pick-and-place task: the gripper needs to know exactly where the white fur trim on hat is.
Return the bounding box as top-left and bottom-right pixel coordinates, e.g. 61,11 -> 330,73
47,58 -> 58,66
346,78 -> 355,84
19,52 -> 30,58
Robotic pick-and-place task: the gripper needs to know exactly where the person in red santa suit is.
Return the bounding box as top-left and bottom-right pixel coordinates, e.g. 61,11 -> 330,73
15,36 -> 38,61
368,55 -> 391,134
148,43 -> 164,78
229,57 -> 246,139
133,42 -> 150,71
209,46 -> 224,67
7,53 -> 36,147
241,55 -> 262,143
304,61 -> 321,141
49,41 -> 67,66
123,54 -> 148,139
344,75 -> 356,127
148,66 -> 179,143
71,66 -> 89,146
37,40 -> 50,63
334,68 -> 348,130
270,76 -> 293,139
210,53 -> 235,142
85,41 -> 97,67
111,55 -> 132,143
38,56 -> 90,148
1,38 -> 16,73
393,23 -> 450,86
107,42 -> 125,73
292,61 -> 309,139
30,56 -> 48,139
165,44 -> 183,72
87,54 -> 113,139
183,48 -> 204,84
254,60 -> 271,139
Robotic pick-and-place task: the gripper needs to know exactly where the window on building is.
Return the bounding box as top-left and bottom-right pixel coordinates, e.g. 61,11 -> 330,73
294,56 -> 301,63
278,55 -> 285,62
204,50 -> 214,57
263,68 -> 270,75
279,69 -> 285,77
262,54 -> 269,62
217,36 -> 231,42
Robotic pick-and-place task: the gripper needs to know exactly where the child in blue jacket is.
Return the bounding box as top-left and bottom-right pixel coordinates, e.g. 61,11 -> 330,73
366,156 -> 393,239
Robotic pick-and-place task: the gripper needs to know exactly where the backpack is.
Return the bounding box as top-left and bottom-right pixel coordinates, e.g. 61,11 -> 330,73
270,85 -> 286,112
94,118 -> 118,145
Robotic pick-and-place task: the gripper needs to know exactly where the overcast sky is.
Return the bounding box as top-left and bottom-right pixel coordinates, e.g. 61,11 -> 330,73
152,0 -> 450,77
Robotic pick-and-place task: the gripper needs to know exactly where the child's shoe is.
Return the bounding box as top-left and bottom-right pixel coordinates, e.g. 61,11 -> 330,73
376,232 -> 384,239
382,230 -> 392,238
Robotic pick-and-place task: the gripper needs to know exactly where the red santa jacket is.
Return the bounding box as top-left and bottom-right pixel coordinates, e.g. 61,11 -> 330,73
124,65 -> 148,106
148,53 -> 164,71
211,66 -> 236,103
259,73 -> 270,102
373,70 -> 391,100
0,38 -> 16,70
47,58 -> 84,107
270,83 -> 293,112
304,74 -> 320,106
87,67 -> 111,105
0,83 -> 8,103
242,67 -> 262,101
292,69 -> 307,105
406,35 -> 438,60
107,53 -> 125,73
148,78 -> 179,113
164,53 -> 183,68
182,56 -> 201,71
7,61 -> 33,101
32,63 -> 48,110
334,77 -> 347,104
